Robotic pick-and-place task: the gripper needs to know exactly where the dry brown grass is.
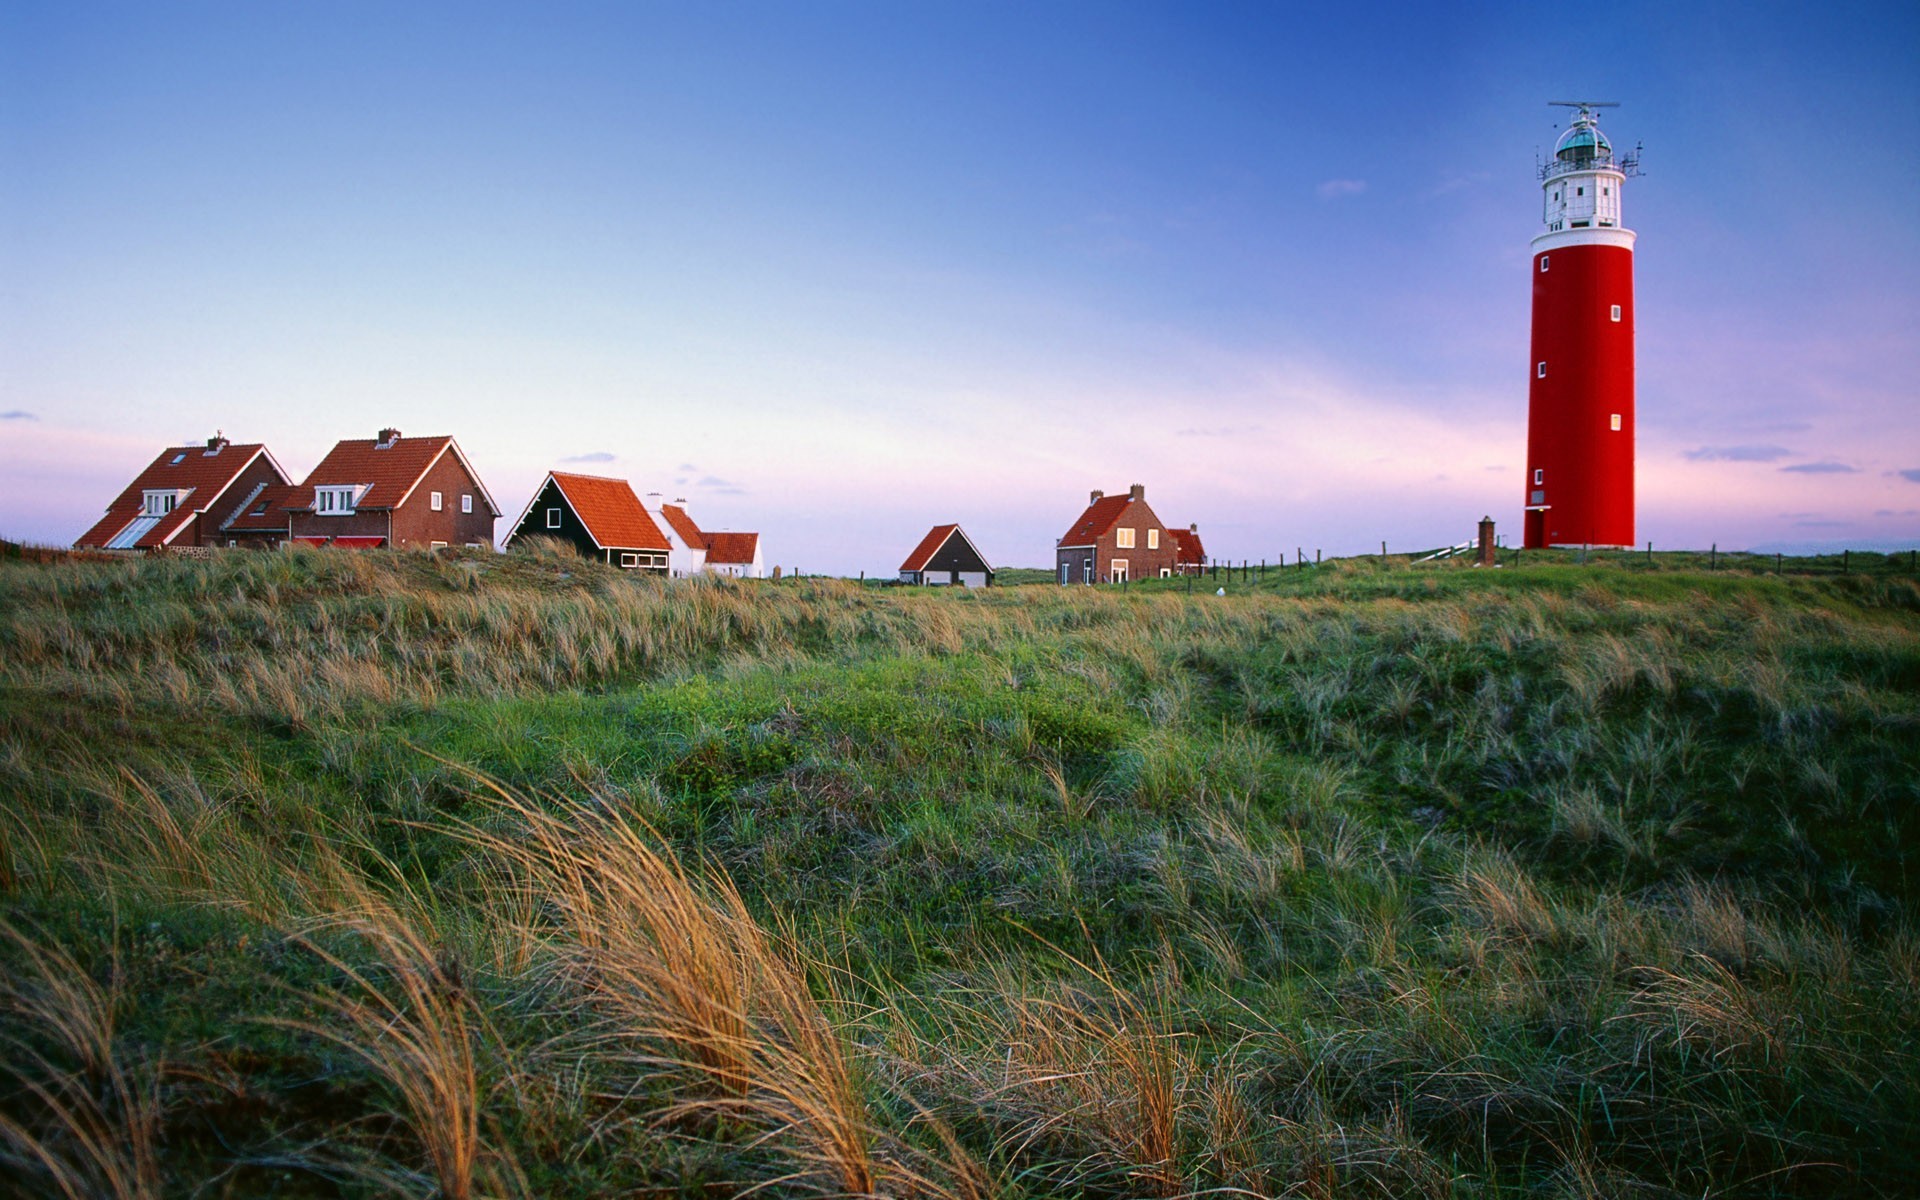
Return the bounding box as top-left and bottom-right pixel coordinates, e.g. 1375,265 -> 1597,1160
0,923 -> 162,1200
273,863 -> 519,1200
450,778 -> 977,1198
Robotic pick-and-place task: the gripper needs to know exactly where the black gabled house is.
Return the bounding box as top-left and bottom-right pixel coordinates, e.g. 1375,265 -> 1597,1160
899,523 -> 994,587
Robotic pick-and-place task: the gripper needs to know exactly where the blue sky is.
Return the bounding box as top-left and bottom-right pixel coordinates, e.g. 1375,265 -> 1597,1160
4,1 -> 1916,570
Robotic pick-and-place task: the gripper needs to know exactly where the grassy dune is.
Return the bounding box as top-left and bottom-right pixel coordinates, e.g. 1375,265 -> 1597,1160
2,546 -> 1916,1197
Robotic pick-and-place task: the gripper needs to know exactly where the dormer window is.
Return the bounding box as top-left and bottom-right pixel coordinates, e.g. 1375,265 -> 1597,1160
315,485 -> 366,515
142,490 -> 181,516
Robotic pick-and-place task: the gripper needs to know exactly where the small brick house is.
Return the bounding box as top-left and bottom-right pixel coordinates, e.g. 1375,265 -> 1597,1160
900,523 -> 994,587
1055,484 -> 1180,584
285,429 -> 498,549
75,435 -> 292,552
1169,524 -> 1207,575
504,471 -> 671,572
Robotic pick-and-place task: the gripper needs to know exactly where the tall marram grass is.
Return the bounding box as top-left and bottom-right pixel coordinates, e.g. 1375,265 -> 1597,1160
2,549 -> 1916,1197
453,778 -> 981,1198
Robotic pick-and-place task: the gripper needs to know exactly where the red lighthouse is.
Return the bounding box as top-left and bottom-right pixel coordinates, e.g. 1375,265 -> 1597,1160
1523,102 -> 1640,549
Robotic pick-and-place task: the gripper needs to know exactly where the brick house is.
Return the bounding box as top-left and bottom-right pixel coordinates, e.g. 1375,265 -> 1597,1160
75,435 -> 292,552
1169,524 -> 1207,575
503,471 -> 670,572
285,429 -> 498,549
1055,484 -> 1180,584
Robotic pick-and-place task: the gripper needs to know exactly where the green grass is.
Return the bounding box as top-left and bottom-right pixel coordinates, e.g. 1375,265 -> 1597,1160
2,545 -> 1917,1197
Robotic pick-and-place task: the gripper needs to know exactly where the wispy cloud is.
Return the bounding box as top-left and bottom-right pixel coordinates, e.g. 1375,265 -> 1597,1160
1175,423 -> 1263,438
1780,461 -> 1859,474
1316,178 -> 1366,201
560,450 -> 616,464
0,410 -> 37,421
698,475 -> 746,495
1683,444 -> 1792,462
1874,508 -> 1920,518
1896,468 -> 1920,484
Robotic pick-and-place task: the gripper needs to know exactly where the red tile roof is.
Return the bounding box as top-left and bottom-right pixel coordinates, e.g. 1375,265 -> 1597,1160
703,531 -> 759,564
658,504 -> 706,547
76,441 -> 285,549
1057,494 -> 1134,547
222,483 -> 298,533
900,523 -> 960,572
286,434 -> 497,515
1170,527 -> 1205,565
548,472 -> 670,551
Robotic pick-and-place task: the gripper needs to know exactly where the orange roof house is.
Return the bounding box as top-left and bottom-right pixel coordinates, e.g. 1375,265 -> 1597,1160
702,530 -> 763,578
900,523 -> 994,587
76,435 -> 291,552
640,494 -> 711,576
1054,484 -> 1184,585
504,471 -> 670,572
1169,525 -> 1207,574
285,429 -> 498,550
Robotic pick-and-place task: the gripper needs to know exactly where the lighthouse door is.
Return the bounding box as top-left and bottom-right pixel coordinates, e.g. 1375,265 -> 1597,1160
1524,508 -> 1548,549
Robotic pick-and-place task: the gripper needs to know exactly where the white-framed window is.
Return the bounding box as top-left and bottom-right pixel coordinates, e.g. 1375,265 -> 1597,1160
1116,527 -> 1135,549
1159,567 -> 1171,578
1147,528 -> 1159,550
1111,558 -> 1129,582
1539,256 -> 1549,272
461,494 -> 472,514
142,490 -> 179,516
546,508 -> 562,529
1610,304 -> 1622,322
1533,468 -> 1544,486
465,541 -> 485,549
619,552 -> 640,568
430,491 -> 443,511
430,541 -> 448,551
1536,362 -> 1547,378
315,485 -> 363,515
1610,413 -> 1622,432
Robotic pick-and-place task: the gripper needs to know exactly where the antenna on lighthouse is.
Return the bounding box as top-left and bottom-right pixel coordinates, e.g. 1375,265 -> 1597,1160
1549,100 -> 1620,111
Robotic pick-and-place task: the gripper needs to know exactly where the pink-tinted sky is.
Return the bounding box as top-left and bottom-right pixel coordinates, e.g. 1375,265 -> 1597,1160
4,1 -> 1916,570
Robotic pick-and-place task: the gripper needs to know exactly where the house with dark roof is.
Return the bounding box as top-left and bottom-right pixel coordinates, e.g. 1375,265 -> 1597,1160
75,435 -> 292,552
1055,484 -> 1181,584
504,471 -> 670,572
900,523 -> 994,587
285,429 -> 498,550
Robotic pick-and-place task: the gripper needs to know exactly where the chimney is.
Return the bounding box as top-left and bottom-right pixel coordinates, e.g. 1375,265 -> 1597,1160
1129,483 -> 1145,502
376,428 -> 401,447
205,433 -> 229,452
1189,523 -> 1198,533
1089,489 -> 1104,504
646,491 -> 663,506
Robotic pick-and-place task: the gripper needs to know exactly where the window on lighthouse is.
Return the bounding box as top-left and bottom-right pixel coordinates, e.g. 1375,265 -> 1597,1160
1534,469 -> 1544,486
1540,256 -> 1549,272
1611,304 -> 1622,322
1537,362 -> 1547,378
